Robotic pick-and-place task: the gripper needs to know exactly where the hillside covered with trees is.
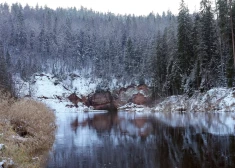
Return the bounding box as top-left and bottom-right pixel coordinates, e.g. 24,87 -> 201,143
0,0 -> 235,99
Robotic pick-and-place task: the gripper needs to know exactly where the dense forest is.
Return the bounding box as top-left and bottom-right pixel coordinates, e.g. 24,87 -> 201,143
0,0 -> 235,98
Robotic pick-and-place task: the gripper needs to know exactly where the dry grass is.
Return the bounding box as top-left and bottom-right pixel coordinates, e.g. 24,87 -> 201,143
0,90 -> 56,168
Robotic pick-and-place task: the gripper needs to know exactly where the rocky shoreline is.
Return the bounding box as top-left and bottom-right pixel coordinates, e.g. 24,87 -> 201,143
13,73 -> 235,113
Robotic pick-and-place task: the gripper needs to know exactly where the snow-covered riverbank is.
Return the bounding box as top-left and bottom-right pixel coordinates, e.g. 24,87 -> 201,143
13,73 -> 235,113
13,73 -> 152,112
154,88 -> 235,112
13,73 -> 95,112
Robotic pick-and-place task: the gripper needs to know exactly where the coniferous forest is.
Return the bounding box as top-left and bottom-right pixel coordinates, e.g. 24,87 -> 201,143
0,0 -> 235,98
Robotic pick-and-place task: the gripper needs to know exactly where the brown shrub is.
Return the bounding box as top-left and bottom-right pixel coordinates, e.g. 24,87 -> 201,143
8,99 -> 56,154
0,89 -> 56,167
0,89 -> 14,118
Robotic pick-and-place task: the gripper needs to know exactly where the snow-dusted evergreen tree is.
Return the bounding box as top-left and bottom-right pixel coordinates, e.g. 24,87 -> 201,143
152,31 -> 167,98
198,0 -> 220,90
216,0 -> 234,87
163,26 -> 178,96
190,14 -> 202,92
177,0 -> 194,94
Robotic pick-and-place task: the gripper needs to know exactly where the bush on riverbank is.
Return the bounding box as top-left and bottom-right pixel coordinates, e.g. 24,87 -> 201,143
0,89 -> 55,167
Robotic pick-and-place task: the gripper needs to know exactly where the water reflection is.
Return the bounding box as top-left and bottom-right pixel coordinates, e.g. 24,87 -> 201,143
47,112 -> 235,168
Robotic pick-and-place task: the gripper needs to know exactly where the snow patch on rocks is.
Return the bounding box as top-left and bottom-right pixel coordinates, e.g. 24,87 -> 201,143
13,73 -> 98,113
154,88 -> 235,112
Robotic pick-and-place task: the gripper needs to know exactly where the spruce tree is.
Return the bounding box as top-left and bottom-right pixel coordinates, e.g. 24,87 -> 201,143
217,0 -> 233,87
177,0 -> 194,93
198,0 -> 220,90
153,30 -> 167,97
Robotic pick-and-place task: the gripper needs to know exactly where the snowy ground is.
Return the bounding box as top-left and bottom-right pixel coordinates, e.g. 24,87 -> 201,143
13,73 -> 97,113
154,88 -> 235,112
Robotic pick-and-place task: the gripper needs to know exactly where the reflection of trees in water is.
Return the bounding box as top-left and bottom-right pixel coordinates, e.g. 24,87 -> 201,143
151,122 -> 235,168
47,113 -> 235,168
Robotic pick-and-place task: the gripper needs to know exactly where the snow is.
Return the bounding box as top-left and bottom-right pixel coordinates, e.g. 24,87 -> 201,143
0,160 -> 5,168
40,99 -> 90,113
0,144 -> 4,150
118,103 -> 152,113
14,73 -> 100,113
67,75 -> 101,97
0,159 -> 14,168
33,75 -> 69,98
154,87 -> 235,113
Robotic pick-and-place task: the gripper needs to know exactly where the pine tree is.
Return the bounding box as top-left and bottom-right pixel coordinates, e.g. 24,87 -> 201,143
198,0 -> 220,90
190,14 -> 202,91
177,0 -> 194,93
152,30 -> 167,98
217,0 -> 234,87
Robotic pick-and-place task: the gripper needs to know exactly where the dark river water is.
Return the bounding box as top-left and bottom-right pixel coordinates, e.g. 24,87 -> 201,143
46,111 -> 235,168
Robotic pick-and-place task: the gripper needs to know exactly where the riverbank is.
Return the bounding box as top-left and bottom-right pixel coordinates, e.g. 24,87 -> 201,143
154,88 -> 235,113
13,73 -> 151,112
0,90 -> 55,168
14,73 -> 235,113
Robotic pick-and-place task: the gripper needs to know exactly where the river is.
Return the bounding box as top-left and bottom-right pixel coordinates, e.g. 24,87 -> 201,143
46,111 -> 235,168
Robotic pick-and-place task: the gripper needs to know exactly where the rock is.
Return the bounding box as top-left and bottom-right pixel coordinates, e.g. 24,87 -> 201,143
81,96 -> 88,105
137,84 -> 148,91
67,93 -> 82,106
138,84 -> 151,95
131,93 -> 147,105
69,84 -> 152,110
114,84 -> 152,106
88,91 -> 117,111
116,86 -> 138,106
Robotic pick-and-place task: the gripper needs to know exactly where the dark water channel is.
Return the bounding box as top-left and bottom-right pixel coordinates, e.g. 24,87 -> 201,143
46,112 -> 235,168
